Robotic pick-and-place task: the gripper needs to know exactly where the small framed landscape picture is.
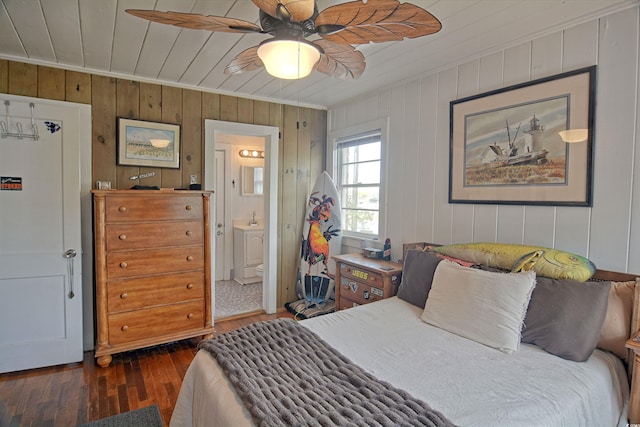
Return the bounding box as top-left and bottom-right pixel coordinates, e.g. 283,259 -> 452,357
117,118 -> 181,169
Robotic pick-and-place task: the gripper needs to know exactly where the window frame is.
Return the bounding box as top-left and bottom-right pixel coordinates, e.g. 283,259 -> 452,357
328,118 -> 389,243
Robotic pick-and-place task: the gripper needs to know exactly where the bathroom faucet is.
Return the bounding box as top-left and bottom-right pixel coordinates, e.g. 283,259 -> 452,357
250,211 -> 257,225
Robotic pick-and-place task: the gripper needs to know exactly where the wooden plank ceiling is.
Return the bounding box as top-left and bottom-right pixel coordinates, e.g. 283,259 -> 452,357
0,0 -> 636,109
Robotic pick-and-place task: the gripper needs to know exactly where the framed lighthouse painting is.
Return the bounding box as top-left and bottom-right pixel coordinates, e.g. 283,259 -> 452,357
449,65 -> 596,206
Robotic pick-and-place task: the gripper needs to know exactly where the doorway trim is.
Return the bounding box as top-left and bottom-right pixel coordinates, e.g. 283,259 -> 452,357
204,120 -> 278,316
214,145 -> 233,280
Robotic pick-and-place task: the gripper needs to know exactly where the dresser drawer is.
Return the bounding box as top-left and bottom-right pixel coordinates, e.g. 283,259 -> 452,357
106,221 -> 203,250
338,277 -> 385,305
107,246 -> 204,279
108,301 -> 204,345
105,195 -> 203,222
107,271 -> 204,313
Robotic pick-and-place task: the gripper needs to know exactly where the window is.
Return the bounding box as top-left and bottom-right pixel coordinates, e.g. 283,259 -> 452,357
336,130 -> 382,238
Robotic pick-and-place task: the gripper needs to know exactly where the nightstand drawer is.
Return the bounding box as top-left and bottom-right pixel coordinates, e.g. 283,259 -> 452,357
338,297 -> 360,311
338,277 -> 385,305
106,221 -> 203,250
339,262 -> 386,287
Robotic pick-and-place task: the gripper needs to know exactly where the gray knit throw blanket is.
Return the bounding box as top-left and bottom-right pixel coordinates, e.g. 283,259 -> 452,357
198,318 -> 456,427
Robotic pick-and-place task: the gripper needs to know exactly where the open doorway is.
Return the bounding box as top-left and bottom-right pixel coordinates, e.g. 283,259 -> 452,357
204,120 -> 278,321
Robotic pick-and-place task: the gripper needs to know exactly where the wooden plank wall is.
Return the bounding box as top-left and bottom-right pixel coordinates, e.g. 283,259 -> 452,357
0,59 -> 327,307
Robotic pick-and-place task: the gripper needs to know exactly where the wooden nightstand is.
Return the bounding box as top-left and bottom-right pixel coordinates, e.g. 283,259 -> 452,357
626,334 -> 640,423
333,253 -> 403,311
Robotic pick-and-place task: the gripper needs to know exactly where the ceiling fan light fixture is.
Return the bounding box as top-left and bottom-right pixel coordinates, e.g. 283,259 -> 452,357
257,38 -> 320,79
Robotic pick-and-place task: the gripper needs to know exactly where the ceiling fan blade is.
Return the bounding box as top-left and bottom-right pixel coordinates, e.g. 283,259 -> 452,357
313,40 -> 365,80
252,0 -> 315,22
224,47 -> 265,75
315,0 -> 441,44
126,9 -> 261,33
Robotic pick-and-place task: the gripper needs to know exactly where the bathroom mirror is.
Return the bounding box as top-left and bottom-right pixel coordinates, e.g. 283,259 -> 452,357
242,165 -> 264,196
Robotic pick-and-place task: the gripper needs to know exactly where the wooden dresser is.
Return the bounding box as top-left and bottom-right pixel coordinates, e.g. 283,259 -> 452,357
92,190 -> 213,367
333,253 -> 403,311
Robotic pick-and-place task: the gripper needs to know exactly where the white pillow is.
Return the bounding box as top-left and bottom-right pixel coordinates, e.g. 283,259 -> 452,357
421,260 -> 536,353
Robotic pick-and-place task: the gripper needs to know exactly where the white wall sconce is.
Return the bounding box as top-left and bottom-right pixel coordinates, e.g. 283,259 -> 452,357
239,149 -> 265,158
558,129 -> 588,143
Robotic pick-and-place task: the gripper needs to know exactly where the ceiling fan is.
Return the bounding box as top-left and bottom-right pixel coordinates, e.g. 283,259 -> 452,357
127,0 -> 441,80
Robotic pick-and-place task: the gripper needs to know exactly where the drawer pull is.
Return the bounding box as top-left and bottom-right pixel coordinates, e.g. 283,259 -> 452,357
186,255 -> 194,262
186,283 -> 194,289
185,205 -> 192,211
118,206 -> 127,212
119,234 -> 127,240
120,293 -> 127,299
120,262 -> 128,268
185,230 -> 193,236
187,313 -> 194,319
121,325 -> 129,332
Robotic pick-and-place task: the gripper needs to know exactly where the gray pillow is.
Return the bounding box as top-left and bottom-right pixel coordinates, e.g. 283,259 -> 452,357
521,277 -> 611,362
397,250 -> 442,308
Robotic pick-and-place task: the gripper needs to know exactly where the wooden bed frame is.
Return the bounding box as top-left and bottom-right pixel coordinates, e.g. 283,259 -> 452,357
593,269 -> 640,424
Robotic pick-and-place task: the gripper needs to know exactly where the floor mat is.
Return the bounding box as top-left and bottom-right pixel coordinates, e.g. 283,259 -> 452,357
285,298 -> 335,319
215,280 -> 262,319
77,404 -> 162,427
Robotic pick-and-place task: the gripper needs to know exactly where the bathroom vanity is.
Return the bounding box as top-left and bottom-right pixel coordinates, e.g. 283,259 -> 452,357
233,225 -> 263,284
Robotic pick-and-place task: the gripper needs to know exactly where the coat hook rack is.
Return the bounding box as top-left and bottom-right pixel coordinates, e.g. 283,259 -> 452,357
0,101 -> 40,141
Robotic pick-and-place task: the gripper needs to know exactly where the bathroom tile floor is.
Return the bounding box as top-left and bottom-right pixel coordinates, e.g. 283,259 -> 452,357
214,279 -> 263,319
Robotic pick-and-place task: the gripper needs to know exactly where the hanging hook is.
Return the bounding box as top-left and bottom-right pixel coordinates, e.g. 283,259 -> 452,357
29,103 -> 39,140
0,100 -> 40,140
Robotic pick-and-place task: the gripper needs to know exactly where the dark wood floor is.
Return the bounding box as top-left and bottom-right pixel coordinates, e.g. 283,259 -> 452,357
0,311 -> 292,427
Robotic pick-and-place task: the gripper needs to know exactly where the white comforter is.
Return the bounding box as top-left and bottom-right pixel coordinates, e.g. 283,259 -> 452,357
171,297 -> 629,427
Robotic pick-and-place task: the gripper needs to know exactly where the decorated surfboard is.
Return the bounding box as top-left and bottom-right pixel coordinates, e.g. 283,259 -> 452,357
297,171 -> 342,306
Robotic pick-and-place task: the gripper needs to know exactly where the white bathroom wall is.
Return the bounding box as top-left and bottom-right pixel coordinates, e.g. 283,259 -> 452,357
222,135 -> 265,225
328,6 -> 640,273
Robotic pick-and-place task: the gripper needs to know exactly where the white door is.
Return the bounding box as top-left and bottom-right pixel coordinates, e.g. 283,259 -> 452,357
0,96 -> 86,373
214,149 -> 226,281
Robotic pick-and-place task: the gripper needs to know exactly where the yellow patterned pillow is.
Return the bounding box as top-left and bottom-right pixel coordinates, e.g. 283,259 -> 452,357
433,242 -> 596,281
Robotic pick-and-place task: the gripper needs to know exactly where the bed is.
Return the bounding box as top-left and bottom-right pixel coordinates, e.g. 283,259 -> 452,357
170,244 -> 640,427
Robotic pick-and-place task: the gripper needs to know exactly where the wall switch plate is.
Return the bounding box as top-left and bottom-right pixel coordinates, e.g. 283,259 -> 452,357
190,175 -> 197,185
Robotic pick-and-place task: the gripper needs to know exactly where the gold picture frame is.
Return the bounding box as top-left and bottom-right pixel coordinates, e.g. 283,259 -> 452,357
449,66 -> 595,206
